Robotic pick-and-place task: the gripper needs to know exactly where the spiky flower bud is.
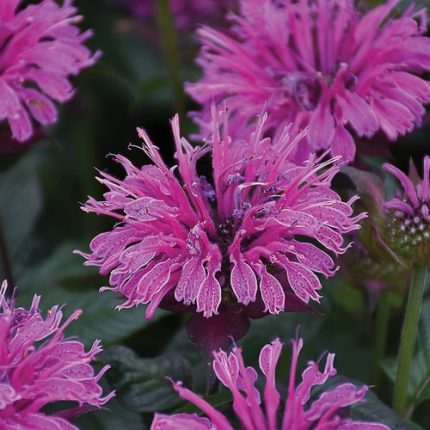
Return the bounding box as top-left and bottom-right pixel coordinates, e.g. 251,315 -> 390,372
383,156 -> 430,265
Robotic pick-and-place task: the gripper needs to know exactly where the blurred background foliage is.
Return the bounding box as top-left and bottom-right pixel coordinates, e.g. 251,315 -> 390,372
1,0 -> 430,428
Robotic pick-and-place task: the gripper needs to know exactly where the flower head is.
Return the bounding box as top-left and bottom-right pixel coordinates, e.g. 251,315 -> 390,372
79,108 -> 364,320
0,281 -> 114,430
0,0 -> 100,142
151,337 -> 390,430
117,0 -> 236,30
383,156 -> 430,264
187,0 -> 430,162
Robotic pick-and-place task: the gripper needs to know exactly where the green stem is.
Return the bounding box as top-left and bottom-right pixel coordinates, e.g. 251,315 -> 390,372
156,0 -> 185,118
372,291 -> 391,393
393,266 -> 427,415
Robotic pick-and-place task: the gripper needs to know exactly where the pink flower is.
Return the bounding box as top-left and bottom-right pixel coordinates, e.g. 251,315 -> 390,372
384,156 -> 430,224
383,156 -> 430,262
151,337 -> 390,430
78,107 -> 364,320
0,0 -> 100,142
118,0 -> 236,30
0,281 -> 114,430
187,0 -> 430,162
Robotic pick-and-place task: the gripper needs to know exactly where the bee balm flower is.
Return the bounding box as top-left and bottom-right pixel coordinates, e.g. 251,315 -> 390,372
187,0 -> 430,162
0,281 -> 114,429
0,0 -> 100,142
383,156 -> 430,264
79,108 -> 364,320
151,337 -> 390,430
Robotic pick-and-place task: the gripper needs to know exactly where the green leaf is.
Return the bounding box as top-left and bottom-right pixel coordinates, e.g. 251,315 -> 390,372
313,375 -> 410,429
329,278 -> 366,314
0,148 -> 43,273
75,399 -> 144,430
341,165 -> 385,221
101,345 -> 192,413
17,243 -> 165,347
382,299 -> 430,419
341,166 -> 407,269
173,392 -> 232,415
248,304 -> 381,383
18,242 -> 88,287
352,388 -> 414,430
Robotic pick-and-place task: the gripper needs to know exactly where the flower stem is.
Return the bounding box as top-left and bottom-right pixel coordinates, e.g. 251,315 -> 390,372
372,291 -> 391,392
156,0 -> 185,118
393,266 -> 427,415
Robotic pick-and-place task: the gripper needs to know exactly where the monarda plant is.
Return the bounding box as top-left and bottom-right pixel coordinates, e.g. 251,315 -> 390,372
78,107 -> 364,353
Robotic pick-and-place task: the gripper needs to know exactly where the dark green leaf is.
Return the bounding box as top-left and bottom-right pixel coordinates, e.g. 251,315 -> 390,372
17,243 -> 165,347
0,148 -> 43,272
313,375 -> 410,429
173,392 -> 232,415
75,399 -> 144,430
341,165 -> 385,221
101,345 -> 192,413
352,388 -> 413,430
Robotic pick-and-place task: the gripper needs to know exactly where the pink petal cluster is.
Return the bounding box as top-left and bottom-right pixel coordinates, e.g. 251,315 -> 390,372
151,337 -> 390,430
187,0 -> 430,162
118,0 -> 236,30
0,281 -> 114,430
383,156 -> 430,224
78,108 -> 364,319
0,0 -> 100,142
383,156 -> 430,256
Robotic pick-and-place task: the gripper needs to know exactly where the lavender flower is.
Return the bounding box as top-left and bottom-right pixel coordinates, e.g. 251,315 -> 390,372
383,156 -> 430,263
0,281 -> 114,429
0,0 -> 100,142
78,108 -> 364,319
187,0 -> 430,162
151,337 -> 390,430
